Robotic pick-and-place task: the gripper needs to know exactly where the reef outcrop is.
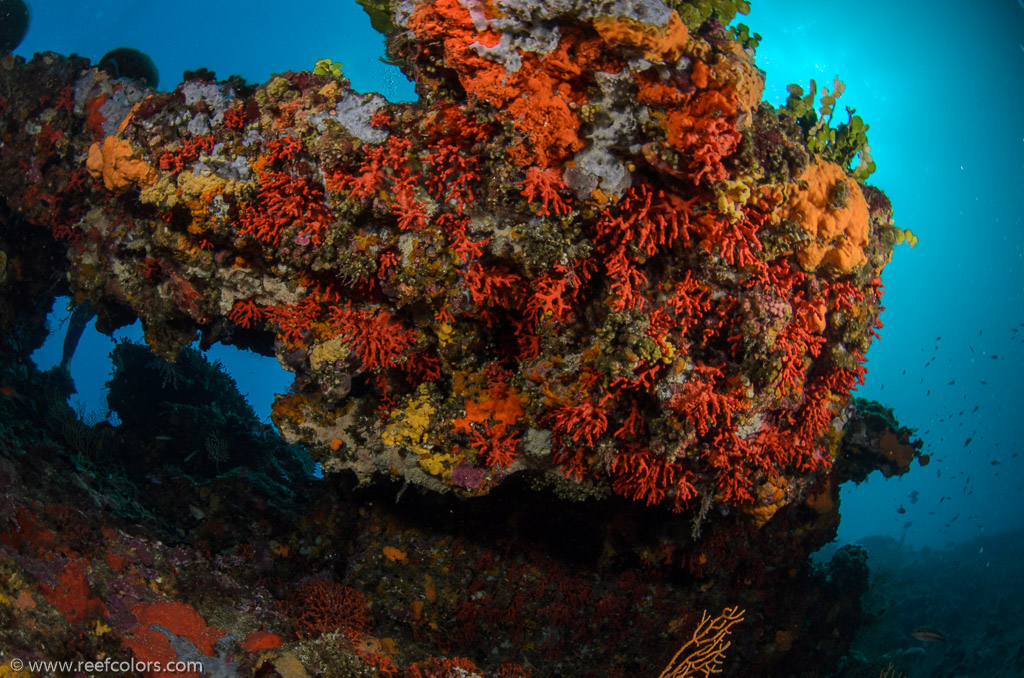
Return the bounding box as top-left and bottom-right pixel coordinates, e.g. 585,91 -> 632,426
0,1 -> 921,675
0,0 -> 908,521
0,327 -> 919,676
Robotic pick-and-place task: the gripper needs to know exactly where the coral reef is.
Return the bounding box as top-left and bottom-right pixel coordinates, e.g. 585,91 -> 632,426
0,331 -> 916,676
0,0 -> 908,523
0,0 -> 922,674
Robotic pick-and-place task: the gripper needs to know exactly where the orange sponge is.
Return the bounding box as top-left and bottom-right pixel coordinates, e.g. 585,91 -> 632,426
86,135 -> 157,192
780,159 -> 869,272
592,11 -> 688,64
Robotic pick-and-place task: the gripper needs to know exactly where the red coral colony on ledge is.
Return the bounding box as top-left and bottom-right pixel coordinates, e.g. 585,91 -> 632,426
0,0 -> 923,676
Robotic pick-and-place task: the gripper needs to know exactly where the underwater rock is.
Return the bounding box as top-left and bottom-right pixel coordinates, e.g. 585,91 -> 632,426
0,327 -> 918,675
0,1 -> 931,671
838,398 -> 923,481
0,0 -> 917,592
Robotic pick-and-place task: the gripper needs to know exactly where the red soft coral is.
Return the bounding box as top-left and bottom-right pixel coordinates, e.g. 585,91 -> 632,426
519,166 -> 572,217
329,303 -> 418,370
281,579 -> 370,640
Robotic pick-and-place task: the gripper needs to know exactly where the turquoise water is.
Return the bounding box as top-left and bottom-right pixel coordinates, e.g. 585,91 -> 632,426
15,0 -> 415,101
20,0 -> 1024,555
747,0 -> 1024,551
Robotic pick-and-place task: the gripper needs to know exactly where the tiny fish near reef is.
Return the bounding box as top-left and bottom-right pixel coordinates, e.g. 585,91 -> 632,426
911,626 -> 947,643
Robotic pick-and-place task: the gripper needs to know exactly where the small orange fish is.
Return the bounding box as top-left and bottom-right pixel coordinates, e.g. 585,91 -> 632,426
911,626 -> 946,643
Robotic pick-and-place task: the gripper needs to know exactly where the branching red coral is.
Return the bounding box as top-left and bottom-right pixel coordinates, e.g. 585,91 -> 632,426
266,297 -> 321,345
694,207 -> 764,268
613,399 -> 645,439
463,263 -> 523,309
595,183 -> 693,256
424,141 -> 479,211
606,247 -> 648,312
157,134 -> 215,174
238,172 -> 333,246
610,444 -> 696,511
281,578 -> 370,640
668,365 -> 744,437
393,177 -> 428,231
519,166 -> 572,217
774,299 -> 828,396
468,421 -> 521,469
222,103 -> 247,130
548,401 -> 608,447
666,271 -> 712,333
227,298 -> 266,329
329,303 -> 418,371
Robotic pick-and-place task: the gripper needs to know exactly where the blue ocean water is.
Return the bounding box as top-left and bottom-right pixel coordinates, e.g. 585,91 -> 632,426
19,0 -> 1024,557
746,0 -> 1024,551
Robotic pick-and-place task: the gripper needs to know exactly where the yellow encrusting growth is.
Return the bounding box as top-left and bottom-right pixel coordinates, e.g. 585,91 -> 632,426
382,386 -> 436,456
435,322 -> 454,347
417,451 -> 458,477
